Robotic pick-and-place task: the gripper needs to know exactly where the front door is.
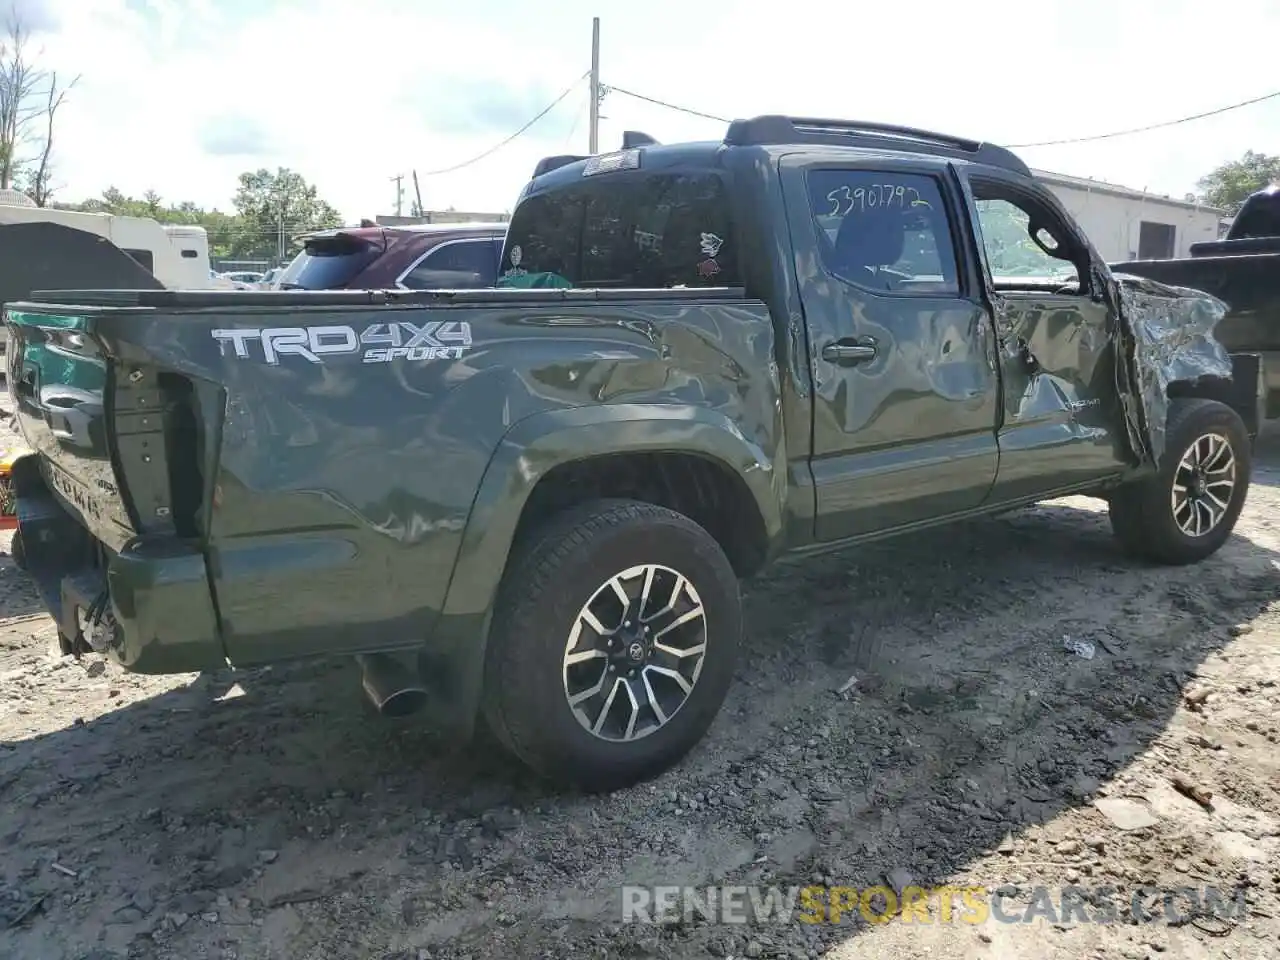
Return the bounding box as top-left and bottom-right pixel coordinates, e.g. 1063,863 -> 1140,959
962,175 -> 1133,503
781,157 -> 1001,541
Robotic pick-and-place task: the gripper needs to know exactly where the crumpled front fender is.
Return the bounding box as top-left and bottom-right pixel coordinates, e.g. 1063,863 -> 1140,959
1114,272 -> 1235,465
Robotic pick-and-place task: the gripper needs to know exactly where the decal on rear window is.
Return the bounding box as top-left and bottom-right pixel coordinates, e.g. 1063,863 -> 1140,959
502,244 -> 529,280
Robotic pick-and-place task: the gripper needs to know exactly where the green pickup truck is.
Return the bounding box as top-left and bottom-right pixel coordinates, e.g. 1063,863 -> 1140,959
3,116 -> 1259,791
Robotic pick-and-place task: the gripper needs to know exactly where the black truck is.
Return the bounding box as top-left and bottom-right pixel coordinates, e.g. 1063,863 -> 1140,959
1113,183 -> 1280,417
2,116 -> 1258,790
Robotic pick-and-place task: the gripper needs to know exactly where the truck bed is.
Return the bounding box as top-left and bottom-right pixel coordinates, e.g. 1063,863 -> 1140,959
3,285 -> 773,676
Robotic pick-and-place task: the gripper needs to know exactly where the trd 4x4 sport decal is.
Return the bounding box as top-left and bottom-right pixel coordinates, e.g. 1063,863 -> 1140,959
211,320 -> 473,365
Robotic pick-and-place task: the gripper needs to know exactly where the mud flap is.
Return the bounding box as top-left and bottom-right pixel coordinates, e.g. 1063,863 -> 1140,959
1112,273 -> 1235,466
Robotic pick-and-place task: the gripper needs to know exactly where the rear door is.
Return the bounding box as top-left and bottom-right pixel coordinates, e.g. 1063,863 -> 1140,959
780,155 -> 1001,540
959,172 -> 1133,502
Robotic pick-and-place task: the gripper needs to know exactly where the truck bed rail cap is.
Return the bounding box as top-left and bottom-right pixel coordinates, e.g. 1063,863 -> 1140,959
17,286 -> 749,310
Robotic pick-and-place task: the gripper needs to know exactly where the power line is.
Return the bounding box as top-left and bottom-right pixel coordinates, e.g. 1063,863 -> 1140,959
418,73 -> 590,177
604,82 -> 1280,151
1008,89 -> 1280,147
603,84 -> 730,123
562,87 -> 590,149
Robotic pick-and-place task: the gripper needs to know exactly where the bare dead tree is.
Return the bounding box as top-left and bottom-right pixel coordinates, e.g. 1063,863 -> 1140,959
0,13 -> 78,201
26,69 -> 77,206
0,16 -> 41,190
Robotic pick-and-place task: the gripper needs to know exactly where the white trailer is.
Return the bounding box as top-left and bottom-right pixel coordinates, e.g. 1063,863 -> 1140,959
0,190 -> 220,289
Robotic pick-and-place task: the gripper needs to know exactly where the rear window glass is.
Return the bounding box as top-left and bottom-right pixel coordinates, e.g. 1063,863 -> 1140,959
277,238 -> 379,290
500,172 -> 739,289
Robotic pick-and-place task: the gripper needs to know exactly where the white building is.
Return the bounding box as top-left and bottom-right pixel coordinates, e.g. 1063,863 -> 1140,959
1034,169 -> 1224,263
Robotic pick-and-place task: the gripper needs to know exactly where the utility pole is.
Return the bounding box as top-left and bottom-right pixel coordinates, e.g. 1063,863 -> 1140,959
391,174 -> 404,217
588,17 -> 600,154
276,194 -> 285,266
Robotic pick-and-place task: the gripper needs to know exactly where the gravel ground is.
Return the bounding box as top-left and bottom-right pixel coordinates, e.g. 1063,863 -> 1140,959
1,400 -> 1278,960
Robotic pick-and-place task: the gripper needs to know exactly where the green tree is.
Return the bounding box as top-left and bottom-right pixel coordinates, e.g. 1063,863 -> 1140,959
1196,151 -> 1280,214
59,188 -> 248,260
231,167 -> 342,260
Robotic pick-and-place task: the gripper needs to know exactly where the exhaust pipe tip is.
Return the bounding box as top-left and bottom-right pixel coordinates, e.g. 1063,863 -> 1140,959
375,686 -> 430,719
356,653 -> 429,719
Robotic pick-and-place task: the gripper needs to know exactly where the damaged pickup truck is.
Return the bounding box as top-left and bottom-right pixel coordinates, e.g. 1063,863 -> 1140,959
3,115 -> 1258,791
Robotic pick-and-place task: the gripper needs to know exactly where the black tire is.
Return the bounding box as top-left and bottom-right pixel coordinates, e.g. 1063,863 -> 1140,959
482,498 -> 741,792
8,527 -> 23,570
1108,398 -> 1250,565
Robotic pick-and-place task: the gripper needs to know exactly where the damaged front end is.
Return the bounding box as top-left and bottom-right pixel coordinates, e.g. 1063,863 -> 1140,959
1109,272 -> 1245,467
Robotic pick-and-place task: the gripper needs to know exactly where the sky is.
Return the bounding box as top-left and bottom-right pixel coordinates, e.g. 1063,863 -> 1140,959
10,0 -> 1280,222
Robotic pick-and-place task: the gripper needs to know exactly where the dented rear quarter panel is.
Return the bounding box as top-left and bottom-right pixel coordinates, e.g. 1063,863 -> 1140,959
102,297 -> 783,671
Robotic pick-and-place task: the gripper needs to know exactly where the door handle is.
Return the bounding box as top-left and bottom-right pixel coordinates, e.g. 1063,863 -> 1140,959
821,338 -> 878,365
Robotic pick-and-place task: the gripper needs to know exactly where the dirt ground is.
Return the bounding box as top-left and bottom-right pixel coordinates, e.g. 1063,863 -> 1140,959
1,406 -> 1279,960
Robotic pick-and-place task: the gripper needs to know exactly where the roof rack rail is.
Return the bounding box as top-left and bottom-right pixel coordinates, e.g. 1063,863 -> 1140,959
723,115 -> 1030,177
532,154 -> 589,178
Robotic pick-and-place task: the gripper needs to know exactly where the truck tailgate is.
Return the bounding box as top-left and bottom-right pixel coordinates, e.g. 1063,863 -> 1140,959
6,308 -> 140,550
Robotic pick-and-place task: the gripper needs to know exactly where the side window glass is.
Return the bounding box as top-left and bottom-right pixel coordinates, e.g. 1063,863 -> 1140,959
806,170 -> 960,295
400,240 -> 494,289
972,195 -> 1080,284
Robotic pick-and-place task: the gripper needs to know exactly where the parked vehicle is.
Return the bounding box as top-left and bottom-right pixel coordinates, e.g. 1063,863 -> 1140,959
1112,183 -> 1280,418
221,271 -> 265,288
274,222 -> 507,291
3,116 -> 1256,791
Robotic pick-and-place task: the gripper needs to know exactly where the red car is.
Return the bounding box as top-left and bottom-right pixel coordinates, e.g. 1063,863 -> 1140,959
274,222 -> 507,290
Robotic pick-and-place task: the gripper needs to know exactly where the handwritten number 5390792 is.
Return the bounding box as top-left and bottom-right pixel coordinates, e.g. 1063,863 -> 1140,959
826,184 -> 930,217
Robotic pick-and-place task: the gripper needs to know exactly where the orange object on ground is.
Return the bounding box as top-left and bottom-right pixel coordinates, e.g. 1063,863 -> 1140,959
0,455 -> 16,530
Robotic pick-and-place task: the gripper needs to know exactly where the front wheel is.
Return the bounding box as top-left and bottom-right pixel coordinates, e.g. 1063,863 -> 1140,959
482,499 -> 742,792
1109,398 -> 1251,565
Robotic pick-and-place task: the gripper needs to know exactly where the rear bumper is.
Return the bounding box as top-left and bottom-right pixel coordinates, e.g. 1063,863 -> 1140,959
11,453 -> 225,673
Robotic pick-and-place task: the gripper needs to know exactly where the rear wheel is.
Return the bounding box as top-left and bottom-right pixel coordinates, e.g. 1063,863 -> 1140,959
482,499 -> 741,792
1109,398 -> 1250,565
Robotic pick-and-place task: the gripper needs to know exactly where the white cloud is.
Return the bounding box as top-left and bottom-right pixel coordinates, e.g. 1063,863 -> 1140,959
20,0 -> 1280,222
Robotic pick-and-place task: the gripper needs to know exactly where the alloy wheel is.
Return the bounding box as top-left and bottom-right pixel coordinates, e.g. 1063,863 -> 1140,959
561,563 -> 708,742
1171,432 -> 1237,538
